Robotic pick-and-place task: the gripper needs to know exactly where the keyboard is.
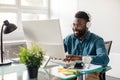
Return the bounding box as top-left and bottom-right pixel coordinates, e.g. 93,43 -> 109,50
50,59 -> 81,66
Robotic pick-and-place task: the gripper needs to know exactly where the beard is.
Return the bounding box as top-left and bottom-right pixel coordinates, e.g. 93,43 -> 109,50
73,28 -> 87,38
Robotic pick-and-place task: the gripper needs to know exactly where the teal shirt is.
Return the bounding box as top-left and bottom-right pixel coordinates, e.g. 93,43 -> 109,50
64,31 -> 109,66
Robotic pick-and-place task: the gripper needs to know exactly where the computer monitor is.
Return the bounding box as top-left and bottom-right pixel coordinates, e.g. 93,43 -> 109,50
22,19 -> 66,59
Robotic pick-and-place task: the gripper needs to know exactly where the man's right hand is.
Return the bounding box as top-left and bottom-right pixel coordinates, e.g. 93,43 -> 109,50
64,54 -> 82,62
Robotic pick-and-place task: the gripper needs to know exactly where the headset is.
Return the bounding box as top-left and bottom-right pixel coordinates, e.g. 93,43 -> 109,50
86,11 -> 91,29
86,22 -> 91,28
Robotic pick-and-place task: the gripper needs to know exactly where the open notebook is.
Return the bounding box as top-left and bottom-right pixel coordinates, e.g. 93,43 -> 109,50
22,19 -> 80,67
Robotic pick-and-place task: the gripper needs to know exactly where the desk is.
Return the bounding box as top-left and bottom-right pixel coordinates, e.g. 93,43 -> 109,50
50,64 -> 111,80
0,63 -> 111,80
0,63 -> 58,80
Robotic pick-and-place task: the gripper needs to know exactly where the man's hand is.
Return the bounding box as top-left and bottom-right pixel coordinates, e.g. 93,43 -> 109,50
64,54 -> 82,62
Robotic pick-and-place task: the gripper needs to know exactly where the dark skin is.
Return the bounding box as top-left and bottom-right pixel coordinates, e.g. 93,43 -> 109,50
64,18 -> 88,62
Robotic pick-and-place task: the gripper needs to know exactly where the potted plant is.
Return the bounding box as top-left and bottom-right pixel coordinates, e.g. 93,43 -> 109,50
18,43 -> 45,79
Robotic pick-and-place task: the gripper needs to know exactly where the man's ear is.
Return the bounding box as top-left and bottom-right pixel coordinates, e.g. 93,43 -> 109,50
86,22 -> 91,28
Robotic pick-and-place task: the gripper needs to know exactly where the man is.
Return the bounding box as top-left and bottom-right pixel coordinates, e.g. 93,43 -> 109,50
63,11 -> 109,80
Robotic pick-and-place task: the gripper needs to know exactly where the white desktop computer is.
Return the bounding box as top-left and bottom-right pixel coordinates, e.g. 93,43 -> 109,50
22,19 -> 66,59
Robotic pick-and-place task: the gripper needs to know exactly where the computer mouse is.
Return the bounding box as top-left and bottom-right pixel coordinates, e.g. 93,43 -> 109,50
74,62 -> 85,69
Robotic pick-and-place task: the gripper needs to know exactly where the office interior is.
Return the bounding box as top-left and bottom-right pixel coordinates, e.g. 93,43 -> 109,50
0,0 -> 120,79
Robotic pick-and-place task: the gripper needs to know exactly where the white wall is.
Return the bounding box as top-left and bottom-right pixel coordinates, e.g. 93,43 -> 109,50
50,0 -> 120,78
78,0 -> 120,53
107,52 -> 120,78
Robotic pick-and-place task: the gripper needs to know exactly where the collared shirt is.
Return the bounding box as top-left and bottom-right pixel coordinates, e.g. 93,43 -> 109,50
63,31 -> 109,66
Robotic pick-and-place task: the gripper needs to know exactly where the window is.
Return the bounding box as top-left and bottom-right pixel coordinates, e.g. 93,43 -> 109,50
22,13 -> 48,21
0,0 -> 16,5
0,0 -> 49,40
21,0 -> 48,7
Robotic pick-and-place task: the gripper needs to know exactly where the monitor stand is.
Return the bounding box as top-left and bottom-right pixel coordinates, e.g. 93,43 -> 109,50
41,56 -> 51,68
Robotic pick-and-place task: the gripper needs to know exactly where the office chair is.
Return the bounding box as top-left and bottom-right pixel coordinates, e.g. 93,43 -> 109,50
99,41 -> 112,80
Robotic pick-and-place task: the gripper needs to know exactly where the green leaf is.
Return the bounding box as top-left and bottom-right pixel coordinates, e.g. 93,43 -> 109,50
18,42 -> 45,68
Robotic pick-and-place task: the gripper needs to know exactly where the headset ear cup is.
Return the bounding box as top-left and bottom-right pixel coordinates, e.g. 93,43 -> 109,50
86,22 -> 91,28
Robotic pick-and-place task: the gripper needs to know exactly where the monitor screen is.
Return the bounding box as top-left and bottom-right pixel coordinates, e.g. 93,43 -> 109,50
22,19 -> 66,59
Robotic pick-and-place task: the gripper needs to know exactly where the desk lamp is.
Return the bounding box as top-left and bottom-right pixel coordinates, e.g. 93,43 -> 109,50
0,20 -> 17,66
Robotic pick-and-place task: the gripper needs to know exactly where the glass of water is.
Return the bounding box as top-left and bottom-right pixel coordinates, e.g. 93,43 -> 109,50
82,56 -> 92,69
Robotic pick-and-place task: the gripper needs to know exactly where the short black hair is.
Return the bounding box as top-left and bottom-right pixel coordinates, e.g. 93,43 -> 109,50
75,11 -> 90,22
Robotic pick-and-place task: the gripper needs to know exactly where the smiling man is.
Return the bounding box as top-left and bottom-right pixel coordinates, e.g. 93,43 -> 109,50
63,11 -> 109,80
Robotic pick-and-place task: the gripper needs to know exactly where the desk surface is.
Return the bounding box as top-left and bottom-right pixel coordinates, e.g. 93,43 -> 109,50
0,63 -> 111,80
0,63 -> 57,80
50,64 -> 111,80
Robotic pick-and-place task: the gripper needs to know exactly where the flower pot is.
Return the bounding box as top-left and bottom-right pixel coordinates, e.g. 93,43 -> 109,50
27,66 -> 39,79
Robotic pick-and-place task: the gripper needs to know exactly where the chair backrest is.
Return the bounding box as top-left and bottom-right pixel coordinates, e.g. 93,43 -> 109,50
99,41 -> 112,80
104,41 -> 112,55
